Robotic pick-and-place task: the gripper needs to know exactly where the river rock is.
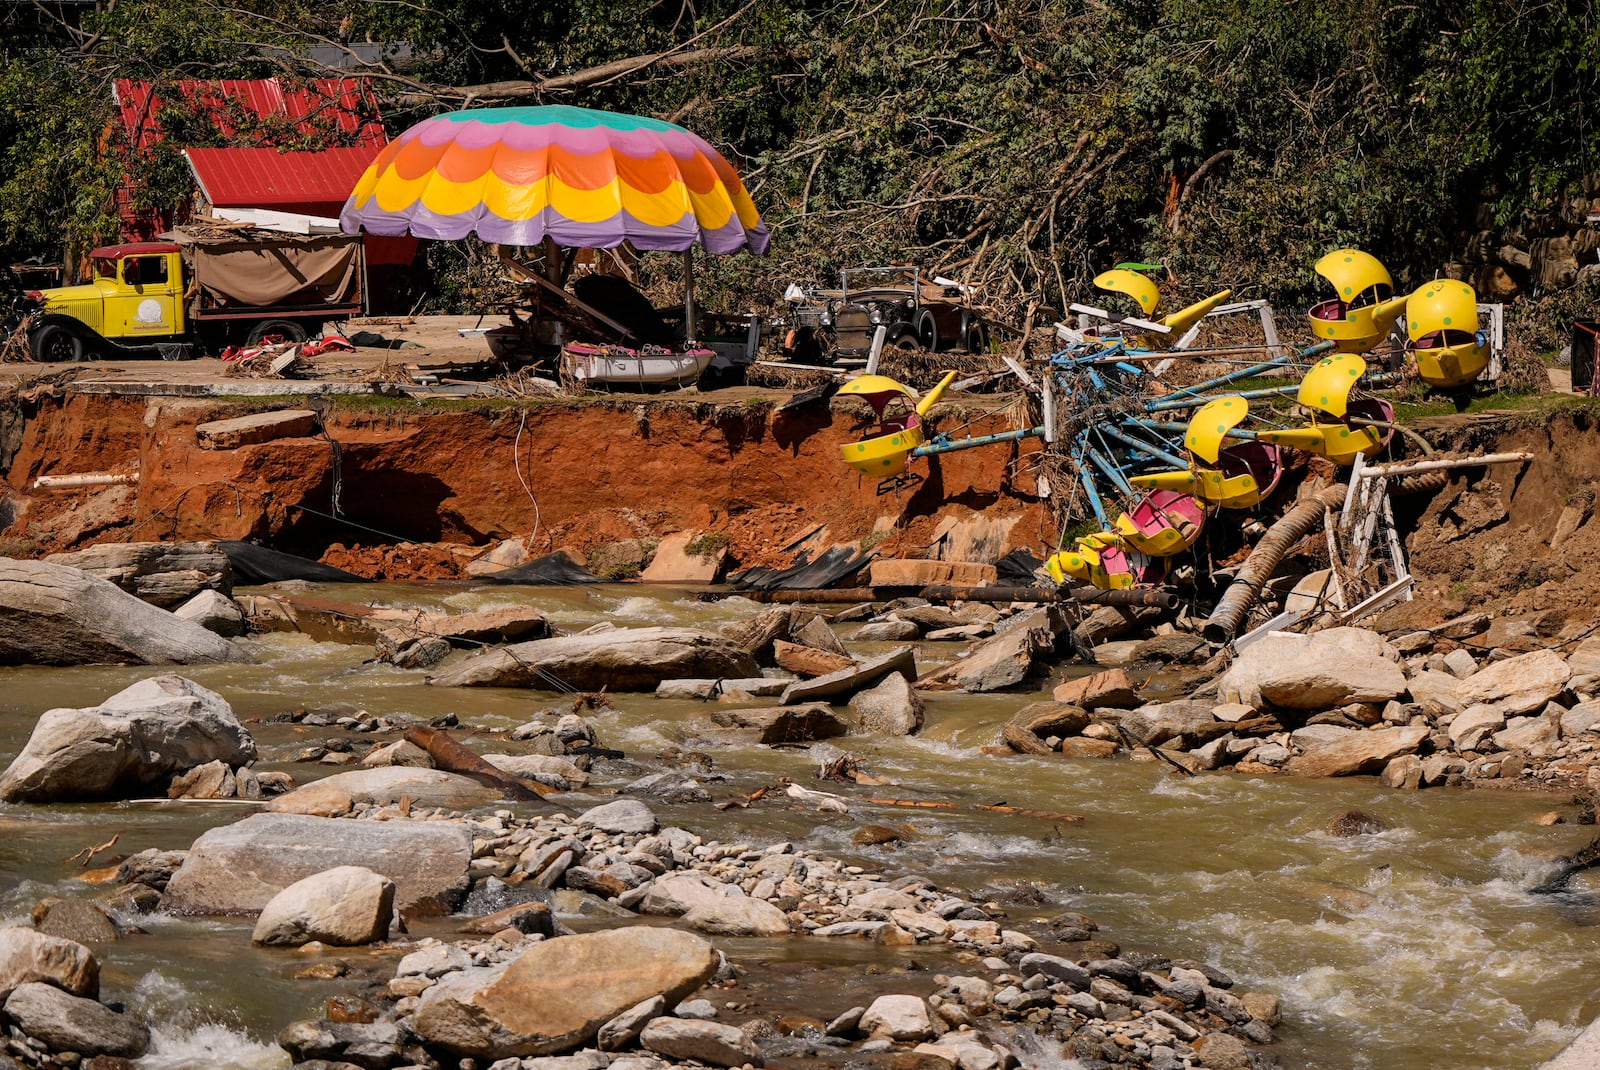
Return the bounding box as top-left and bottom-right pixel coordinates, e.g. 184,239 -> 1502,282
117,849 -> 185,890
0,927 -> 99,1000
639,1018 -> 762,1067
172,590 -> 247,637
637,872 -> 738,916
412,927 -> 718,1058
793,614 -> 849,656
371,606 -> 550,646
427,627 -> 757,691
1121,701 -> 1218,747
44,541 -> 231,607
277,1019 -> 404,1068
860,994 -> 934,1041
0,675 -> 256,803
266,767 -> 502,816
483,754 -> 589,789
598,995 -> 666,1051
849,673 -> 925,735
680,896 -> 790,937
251,866 -> 396,947
1494,714 -> 1560,756
708,704 -> 849,744
162,813 -> 472,916
1561,700 -> 1600,737
1449,705 -> 1508,751
1284,726 -> 1428,777
1406,670 -> 1464,716
1455,649 -> 1572,714
577,799 -> 659,835
32,898 -> 117,944
166,758 -> 235,799
718,607 -> 794,662
855,621 -> 921,642
0,558 -> 245,666
1052,668 -> 1139,709
4,982 -> 148,1057
916,608 -> 1066,693
1380,754 -> 1424,789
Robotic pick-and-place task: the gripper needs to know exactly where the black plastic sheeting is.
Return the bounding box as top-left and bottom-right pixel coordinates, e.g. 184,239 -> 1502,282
995,548 -> 1046,585
480,550 -> 604,586
218,541 -> 369,585
728,546 -> 873,591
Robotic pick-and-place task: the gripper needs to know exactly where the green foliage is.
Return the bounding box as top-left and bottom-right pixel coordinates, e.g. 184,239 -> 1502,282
2,0 -> 1598,319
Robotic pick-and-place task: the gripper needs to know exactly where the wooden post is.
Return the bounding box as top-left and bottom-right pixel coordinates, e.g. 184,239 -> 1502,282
683,248 -> 696,342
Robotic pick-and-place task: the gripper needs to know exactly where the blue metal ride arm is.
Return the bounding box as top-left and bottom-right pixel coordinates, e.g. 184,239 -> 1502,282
1142,369 -> 1402,413
912,426 -> 1048,457
1095,422 -> 1191,470
1070,435 -> 1111,527
1084,445 -> 1136,496
1142,340 -> 1338,411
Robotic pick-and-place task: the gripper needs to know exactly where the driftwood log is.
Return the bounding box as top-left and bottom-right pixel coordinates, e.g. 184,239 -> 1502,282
403,726 -> 559,801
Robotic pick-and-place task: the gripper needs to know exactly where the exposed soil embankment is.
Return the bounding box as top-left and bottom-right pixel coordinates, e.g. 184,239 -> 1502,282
1379,402 -> 1600,629
0,391 -> 1050,577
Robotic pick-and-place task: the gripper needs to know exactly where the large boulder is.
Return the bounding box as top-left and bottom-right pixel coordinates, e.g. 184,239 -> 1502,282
161,813 -> 472,916
252,866 -> 396,947
172,590 -> 247,637
1456,649 -> 1572,715
0,928 -> 99,1000
1249,628 -> 1406,710
44,541 -> 231,607
916,608 -> 1067,693
3,982 -> 148,1058
266,768 -> 503,816
849,673 -> 925,735
0,558 -> 244,666
427,627 -> 757,690
1284,726 -> 1429,777
680,896 -> 790,937
0,676 -> 256,803
412,927 -> 718,1058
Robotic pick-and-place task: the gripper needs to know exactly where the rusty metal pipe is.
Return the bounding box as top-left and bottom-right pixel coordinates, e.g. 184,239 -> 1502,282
1203,483 -> 1349,645
743,583 -> 1180,608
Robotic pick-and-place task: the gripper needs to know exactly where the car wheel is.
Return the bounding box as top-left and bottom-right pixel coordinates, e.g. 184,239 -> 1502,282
963,317 -> 990,354
246,319 -> 309,346
916,309 -> 940,351
28,323 -> 85,362
892,332 -> 921,352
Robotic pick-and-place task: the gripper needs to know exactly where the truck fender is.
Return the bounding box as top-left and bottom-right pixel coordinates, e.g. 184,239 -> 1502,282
30,314 -> 139,361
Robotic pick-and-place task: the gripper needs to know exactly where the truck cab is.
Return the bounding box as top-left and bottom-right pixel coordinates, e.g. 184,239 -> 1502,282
40,244 -> 186,340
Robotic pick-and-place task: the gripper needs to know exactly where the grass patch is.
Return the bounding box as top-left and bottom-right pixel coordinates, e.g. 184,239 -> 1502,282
1392,389 -> 1597,422
684,532 -> 730,558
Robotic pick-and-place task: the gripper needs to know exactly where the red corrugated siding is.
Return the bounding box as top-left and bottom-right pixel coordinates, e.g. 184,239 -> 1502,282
113,78 -> 386,150
186,145 -> 381,209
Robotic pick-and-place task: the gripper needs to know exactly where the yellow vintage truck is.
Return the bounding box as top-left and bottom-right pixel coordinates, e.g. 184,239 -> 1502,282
20,228 -> 365,361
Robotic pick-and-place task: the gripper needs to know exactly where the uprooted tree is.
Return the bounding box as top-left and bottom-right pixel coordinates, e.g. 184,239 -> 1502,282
4,0 -> 1598,321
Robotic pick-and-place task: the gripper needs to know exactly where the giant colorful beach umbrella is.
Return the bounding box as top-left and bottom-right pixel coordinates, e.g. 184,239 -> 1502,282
339,104 -> 769,255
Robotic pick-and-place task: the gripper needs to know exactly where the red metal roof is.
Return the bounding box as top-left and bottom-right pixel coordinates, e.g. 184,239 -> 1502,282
185,145 -> 382,210
113,78 -> 386,151
89,242 -> 180,259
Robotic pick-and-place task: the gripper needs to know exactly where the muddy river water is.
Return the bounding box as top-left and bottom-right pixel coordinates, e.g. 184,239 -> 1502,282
0,582 -> 1596,1070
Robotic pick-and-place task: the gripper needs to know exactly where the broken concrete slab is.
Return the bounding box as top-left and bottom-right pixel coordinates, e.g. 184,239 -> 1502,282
866,559 -> 998,587
195,409 -> 318,450
640,532 -> 726,584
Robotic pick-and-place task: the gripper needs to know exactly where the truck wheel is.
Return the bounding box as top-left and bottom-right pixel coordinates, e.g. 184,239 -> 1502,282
246,319 -> 308,346
29,324 -> 84,363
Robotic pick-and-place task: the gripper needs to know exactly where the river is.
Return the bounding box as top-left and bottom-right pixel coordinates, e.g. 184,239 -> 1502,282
0,582 -> 1594,1069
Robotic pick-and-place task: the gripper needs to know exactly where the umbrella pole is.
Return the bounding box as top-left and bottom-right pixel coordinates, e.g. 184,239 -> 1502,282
684,249 -> 696,343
